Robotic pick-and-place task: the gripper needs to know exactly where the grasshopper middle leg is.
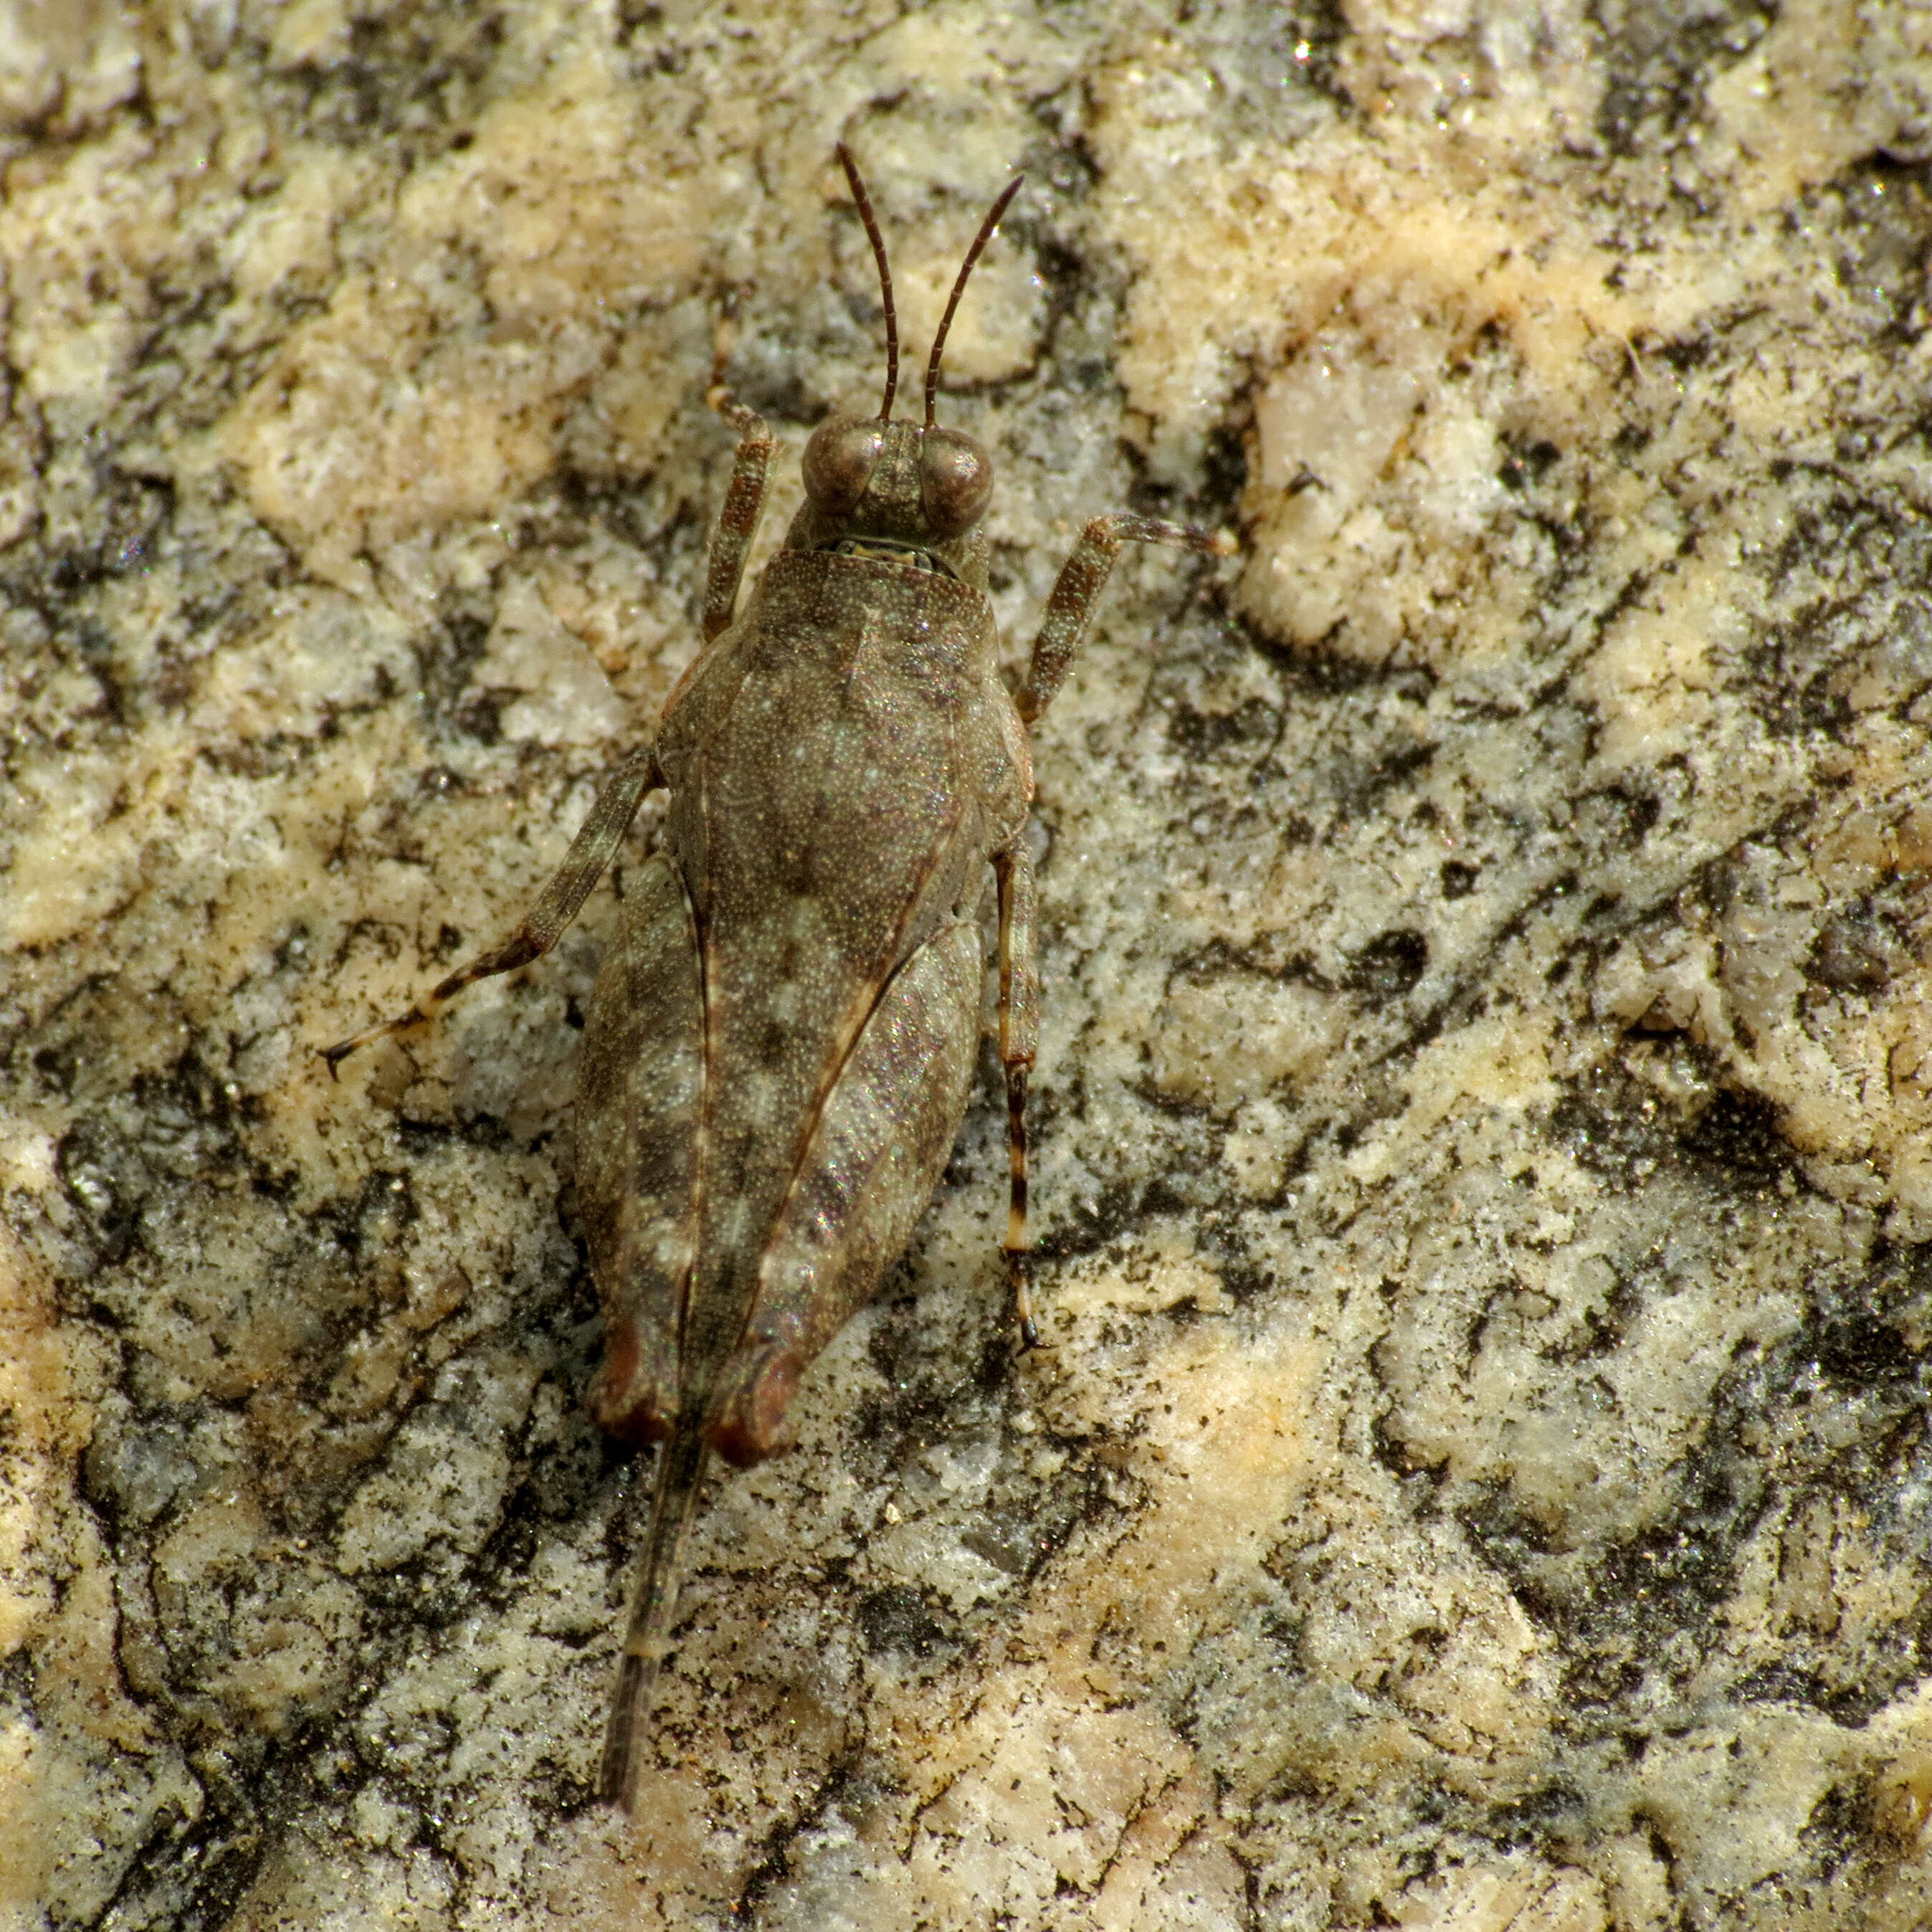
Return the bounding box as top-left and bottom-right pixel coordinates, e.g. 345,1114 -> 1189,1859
994,841 -> 1040,1349
999,506 -> 1230,1336
320,741 -> 663,1075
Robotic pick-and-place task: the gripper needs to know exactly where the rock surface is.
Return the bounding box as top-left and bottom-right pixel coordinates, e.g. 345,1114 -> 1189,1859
4,2 -> 1932,1928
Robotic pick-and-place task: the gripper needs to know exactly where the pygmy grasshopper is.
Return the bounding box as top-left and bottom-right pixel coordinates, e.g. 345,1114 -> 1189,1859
324,148 -> 1231,1811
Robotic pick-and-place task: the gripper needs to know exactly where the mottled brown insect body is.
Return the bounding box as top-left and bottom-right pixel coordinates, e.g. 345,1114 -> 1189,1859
323,149 -> 1230,1812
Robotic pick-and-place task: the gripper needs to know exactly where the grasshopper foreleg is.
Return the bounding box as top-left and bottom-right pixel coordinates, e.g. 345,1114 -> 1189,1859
700,389 -> 775,644
994,841 -> 1040,1348
320,741 -> 663,1077
1019,513 -> 1236,726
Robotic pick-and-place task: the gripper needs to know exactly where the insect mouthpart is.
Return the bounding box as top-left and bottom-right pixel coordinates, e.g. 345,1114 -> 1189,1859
820,534 -> 958,576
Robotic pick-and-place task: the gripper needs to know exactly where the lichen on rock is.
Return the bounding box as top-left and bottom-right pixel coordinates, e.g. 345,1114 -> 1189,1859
3,2 -> 1931,1928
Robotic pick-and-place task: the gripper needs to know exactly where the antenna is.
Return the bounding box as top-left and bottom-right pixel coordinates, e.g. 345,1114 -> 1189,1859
837,145 -> 898,423
924,171 -> 1024,427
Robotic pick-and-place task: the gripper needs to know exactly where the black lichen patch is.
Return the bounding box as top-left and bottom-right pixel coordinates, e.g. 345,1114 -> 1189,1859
1466,1241 -> 1932,1751
1550,1058 -> 1797,1196
52,1050 -> 260,1280
1825,152 -> 1932,341
263,1 -> 508,163
1346,928 -> 1429,1001
1807,908 -> 1903,992
855,1584 -> 960,1662
1748,479 -> 1932,741
1589,0 -> 1778,158
1676,1086 -> 1790,1185
1166,693 -> 1283,763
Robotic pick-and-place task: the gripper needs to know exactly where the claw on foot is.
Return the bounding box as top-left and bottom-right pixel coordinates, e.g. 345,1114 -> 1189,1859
317,1004 -> 434,1079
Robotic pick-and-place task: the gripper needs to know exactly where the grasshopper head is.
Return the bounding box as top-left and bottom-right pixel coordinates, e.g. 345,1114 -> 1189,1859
800,414 -> 993,547
785,148 -> 1020,578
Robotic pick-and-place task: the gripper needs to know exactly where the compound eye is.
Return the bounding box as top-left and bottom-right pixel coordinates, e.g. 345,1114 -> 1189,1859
919,427 -> 994,538
801,417 -> 886,516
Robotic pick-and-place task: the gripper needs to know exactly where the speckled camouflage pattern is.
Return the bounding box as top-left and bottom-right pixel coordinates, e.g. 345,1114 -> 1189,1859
585,541 -> 1028,1467
585,406 -> 1044,1807
322,163 -> 1226,1814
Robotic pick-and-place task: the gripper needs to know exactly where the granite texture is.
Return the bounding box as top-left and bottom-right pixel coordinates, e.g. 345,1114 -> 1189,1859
4,1 -> 1932,1927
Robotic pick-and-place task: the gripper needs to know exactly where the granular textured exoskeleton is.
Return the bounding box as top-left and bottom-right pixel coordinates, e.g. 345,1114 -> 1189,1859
323,148 -> 1232,1812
